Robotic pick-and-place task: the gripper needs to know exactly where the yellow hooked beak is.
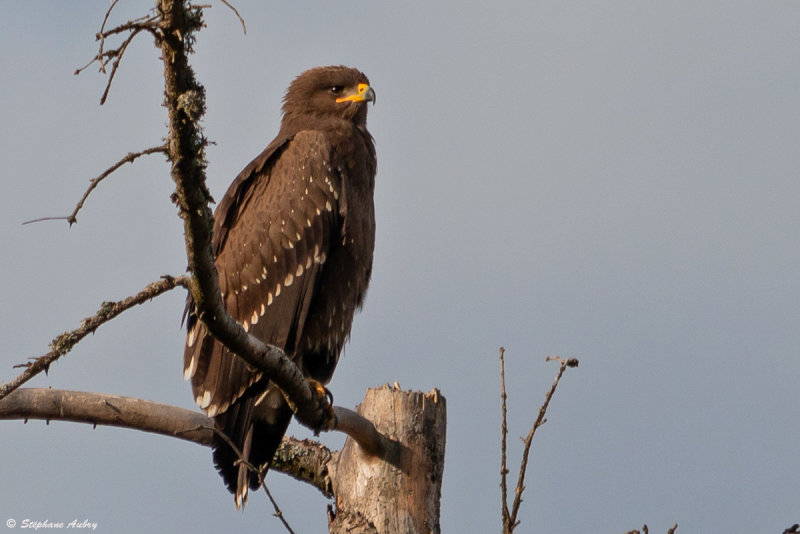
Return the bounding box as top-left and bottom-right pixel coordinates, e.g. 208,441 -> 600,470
336,83 -> 376,105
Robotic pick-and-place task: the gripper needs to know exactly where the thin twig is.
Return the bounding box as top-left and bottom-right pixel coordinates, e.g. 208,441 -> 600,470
500,347 -> 511,531
219,0 -> 246,34
96,0 -> 120,73
262,484 -> 297,534
0,275 -> 189,402
99,16 -> 159,40
98,26 -> 145,105
74,2 -> 160,105
211,410 -> 298,531
502,352 -> 579,533
22,145 -> 168,226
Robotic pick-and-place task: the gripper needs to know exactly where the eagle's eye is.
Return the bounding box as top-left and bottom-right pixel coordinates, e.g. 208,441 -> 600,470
329,85 -> 344,95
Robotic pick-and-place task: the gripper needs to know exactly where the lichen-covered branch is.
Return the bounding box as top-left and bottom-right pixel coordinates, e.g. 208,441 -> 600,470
0,276 -> 188,403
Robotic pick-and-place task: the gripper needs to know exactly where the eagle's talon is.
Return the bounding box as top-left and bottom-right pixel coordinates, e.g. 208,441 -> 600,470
307,378 -> 336,431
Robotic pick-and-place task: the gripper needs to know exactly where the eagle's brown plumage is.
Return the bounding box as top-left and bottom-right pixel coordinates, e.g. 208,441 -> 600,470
183,66 -> 376,508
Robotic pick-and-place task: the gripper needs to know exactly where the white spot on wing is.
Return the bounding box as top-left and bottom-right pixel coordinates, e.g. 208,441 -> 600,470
275,283 -> 281,297
260,303 -> 266,316
187,324 -> 199,348
243,320 -> 249,332
251,310 -> 258,325
183,355 -> 197,380
285,273 -> 294,287
268,292 -> 273,305
199,391 -> 212,409
296,264 -> 304,277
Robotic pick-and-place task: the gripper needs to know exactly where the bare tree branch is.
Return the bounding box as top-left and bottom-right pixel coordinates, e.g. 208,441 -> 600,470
219,0 -> 246,34
262,484 -> 297,534
74,1 -> 161,105
499,347 -> 511,531
0,388 -> 335,496
501,352 -> 579,533
334,406 -> 409,469
22,145 -> 168,226
0,387 -> 402,499
0,388 -> 213,445
0,276 -> 189,402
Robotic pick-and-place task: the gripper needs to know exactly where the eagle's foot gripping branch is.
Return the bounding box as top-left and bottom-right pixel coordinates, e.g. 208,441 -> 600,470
282,378 -> 335,433
308,378 -> 336,435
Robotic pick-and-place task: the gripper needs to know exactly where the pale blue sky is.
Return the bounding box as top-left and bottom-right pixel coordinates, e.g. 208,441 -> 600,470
2,2 -> 799,533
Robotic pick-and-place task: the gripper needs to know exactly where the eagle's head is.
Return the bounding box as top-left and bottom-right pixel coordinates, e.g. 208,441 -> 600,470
282,65 -> 375,126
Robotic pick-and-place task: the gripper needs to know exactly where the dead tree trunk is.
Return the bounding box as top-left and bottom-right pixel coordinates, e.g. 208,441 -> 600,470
328,385 -> 447,534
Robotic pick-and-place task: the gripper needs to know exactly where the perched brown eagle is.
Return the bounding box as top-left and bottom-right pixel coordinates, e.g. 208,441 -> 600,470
183,66 -> 376,508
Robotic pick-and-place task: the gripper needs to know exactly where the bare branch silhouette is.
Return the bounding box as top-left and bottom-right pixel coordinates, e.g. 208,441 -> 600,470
23,145 -> 168,226
500,351 -> 578,533
0,388 -> 213,445
0,388 -> 331,495
262,484 -> 297,534
0,387 -> 399,500
74,1 -> 160,105
0,276 -> 188,402
500,347 -> 511,530
219,0 -> 246,34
